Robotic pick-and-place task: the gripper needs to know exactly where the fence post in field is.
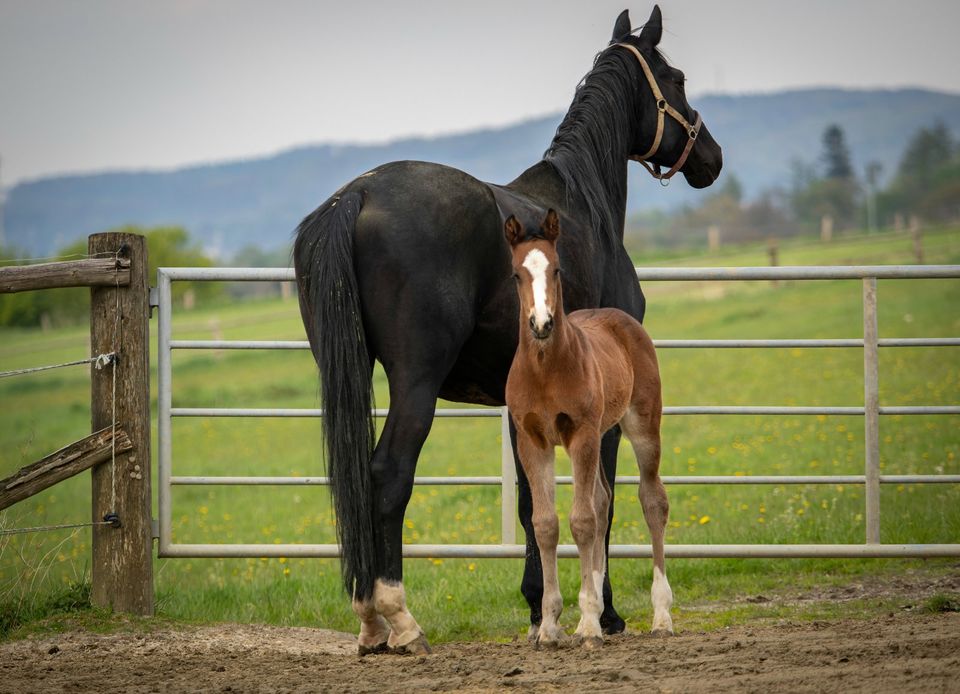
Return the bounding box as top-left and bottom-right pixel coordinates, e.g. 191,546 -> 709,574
88,232 -> 154,615
910,217 -> 924,264
767,238 -> 780,288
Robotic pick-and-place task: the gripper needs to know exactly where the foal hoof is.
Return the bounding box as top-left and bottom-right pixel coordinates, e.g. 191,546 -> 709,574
650,628 -> 674,638
535,636 -> 560,651
391,634 -> 432,656
580,635 -> 604,650
526,624 -> 540,644
358,641 -> 390,657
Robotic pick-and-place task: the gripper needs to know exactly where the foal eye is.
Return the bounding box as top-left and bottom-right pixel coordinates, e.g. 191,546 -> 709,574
512,273 -> 520,281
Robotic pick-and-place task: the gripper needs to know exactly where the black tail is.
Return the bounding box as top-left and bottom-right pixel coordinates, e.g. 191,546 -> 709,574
293,191 -> 378,600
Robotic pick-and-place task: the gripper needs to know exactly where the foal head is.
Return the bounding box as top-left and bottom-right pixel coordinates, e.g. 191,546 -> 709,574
505,209 -> 563,341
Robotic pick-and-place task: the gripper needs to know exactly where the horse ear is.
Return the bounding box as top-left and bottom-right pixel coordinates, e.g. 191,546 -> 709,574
541,209 -> 560,242
638,5 -> 662,48
611,9 -> 631,42
504,215 -> 523,246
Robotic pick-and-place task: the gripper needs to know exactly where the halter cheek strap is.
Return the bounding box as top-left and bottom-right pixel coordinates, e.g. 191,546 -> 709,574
616,42 -> 702,186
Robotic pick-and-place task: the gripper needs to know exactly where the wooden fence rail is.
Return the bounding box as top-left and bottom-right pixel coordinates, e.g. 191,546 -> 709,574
0,257 -> 131,293
0,426 -> 132,511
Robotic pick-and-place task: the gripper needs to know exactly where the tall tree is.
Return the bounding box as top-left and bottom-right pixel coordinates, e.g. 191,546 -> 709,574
821,124 -> 854,180
896,120 -> 955,191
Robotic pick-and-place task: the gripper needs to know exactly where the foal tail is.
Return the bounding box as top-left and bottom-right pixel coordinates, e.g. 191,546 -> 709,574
293,190 -> 379,601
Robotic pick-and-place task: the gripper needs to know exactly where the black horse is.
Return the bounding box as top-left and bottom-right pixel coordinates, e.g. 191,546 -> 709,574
294,6 -> 722,655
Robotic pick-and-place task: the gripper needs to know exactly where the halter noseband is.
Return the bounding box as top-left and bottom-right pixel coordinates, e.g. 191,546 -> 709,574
616,42 -> 702,186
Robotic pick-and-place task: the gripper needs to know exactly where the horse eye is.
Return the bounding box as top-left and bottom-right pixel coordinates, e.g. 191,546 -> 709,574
512,273 -> 520,282
554,268 -> 561,276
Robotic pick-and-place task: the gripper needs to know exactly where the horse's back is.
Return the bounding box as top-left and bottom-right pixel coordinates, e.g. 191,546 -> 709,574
335,161 -> 515,402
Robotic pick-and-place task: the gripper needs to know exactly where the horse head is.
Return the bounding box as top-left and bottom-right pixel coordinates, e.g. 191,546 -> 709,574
614,6 -> 722,188
504,210 -> 563,341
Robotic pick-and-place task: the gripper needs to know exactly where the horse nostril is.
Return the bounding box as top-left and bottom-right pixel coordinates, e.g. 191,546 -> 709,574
529,316 -> 537,331
544,317 -> 554,333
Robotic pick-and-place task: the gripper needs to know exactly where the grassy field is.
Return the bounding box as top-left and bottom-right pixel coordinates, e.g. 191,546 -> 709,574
1,226 -> 958,641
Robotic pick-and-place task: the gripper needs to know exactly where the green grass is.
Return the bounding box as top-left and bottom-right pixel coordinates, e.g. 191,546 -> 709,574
1,226 -> 959,642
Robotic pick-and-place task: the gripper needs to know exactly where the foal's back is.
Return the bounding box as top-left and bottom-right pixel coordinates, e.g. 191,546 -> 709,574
570,307 -> 661,430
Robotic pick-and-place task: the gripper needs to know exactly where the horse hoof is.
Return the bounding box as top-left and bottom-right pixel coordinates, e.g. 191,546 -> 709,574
526,624 -> 540,644
535,637 -> 560,651
358,640 -> 390,657
391,634 -> 432,656
580,635 -> 604,650
650,628 -> 674,638
600,612 -> 626,636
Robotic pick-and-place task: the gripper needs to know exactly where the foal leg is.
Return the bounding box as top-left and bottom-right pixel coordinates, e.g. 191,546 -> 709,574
598,425 -> 626,635
567,429 -> 606,649
622,409 -> 673,635
352,596 -> 391,655
516,433 -> 564,649
510,418 -> 545,640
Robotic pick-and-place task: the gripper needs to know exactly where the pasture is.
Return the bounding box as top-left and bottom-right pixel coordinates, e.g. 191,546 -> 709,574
1,226 -> 958,644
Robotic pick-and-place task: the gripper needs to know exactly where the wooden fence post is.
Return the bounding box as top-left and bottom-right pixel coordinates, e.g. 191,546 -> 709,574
88,232 -> 153,615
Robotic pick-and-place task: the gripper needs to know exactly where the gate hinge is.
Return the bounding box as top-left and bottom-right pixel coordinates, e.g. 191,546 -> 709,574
151,518 -> 160,541
148,286 -> 159,318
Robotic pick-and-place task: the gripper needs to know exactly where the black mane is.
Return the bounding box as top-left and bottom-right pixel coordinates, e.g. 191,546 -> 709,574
543,46 -> 646,251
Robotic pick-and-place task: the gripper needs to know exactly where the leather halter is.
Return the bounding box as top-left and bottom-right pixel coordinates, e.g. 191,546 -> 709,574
616,42 -> 702,186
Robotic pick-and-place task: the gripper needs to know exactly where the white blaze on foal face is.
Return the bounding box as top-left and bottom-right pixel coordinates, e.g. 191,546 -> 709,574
522,248 -> 553,331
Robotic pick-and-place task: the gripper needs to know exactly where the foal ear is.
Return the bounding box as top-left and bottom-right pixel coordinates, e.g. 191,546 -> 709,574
638,5 -> 662,48
504,215 -> 524,246
541,209 -> 560,242
611,9 -> 631,42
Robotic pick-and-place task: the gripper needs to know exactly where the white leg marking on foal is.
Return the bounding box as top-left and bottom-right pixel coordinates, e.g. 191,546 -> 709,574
650,566 -> 674,633
373,579 -> 425,649
592,569 -> 605,606
522,249 -> 552,330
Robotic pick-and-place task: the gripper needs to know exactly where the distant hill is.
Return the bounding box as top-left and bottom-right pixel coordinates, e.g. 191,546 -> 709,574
5,88 -> 960,257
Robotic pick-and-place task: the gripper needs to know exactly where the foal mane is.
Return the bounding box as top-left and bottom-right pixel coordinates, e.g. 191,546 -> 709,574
543,45 -> 650,252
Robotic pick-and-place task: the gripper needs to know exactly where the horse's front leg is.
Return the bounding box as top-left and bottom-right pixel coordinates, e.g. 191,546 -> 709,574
516,432 -> 563,649
567,428 -> 607,649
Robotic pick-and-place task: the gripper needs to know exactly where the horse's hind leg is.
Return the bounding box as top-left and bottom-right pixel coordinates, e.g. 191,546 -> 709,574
366,373 -> 450,655
621,408 -> 673,635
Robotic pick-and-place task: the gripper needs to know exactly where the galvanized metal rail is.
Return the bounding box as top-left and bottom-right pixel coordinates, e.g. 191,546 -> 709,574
156,265 -> 960,559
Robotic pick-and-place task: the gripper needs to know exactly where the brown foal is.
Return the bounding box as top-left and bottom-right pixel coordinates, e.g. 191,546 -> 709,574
504,210 -> 672,649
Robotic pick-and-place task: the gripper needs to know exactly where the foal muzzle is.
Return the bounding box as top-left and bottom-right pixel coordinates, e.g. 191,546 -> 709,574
530,315 -> 554,340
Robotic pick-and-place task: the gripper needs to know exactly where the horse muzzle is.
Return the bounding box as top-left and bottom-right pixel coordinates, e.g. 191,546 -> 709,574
530,315 -> 554,340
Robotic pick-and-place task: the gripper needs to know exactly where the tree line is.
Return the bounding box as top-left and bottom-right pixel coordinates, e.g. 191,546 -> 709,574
629,120 -> 960,250
0,227 -> 220,328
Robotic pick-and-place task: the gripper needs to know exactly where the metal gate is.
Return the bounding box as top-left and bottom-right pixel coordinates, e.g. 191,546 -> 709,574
156,264 -> 960,559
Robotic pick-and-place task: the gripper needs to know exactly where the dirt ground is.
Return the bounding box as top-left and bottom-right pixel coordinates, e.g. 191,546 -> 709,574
3,574 -> 959,693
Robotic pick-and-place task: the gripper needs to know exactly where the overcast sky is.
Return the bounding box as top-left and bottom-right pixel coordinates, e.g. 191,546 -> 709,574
2,0 -> 959,186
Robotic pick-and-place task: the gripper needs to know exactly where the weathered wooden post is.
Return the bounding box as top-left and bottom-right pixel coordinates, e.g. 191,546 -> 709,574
910,216 -> 924,264
88,232 -> 154,615
767,237 -> 780,288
